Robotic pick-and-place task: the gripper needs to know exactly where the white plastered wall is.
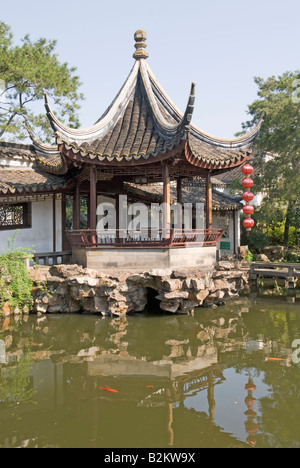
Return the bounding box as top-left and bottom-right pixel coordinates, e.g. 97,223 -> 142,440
213,210 -> 240,255
0,196 -> 62,254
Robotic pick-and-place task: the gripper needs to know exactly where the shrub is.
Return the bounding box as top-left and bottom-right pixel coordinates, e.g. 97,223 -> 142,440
0,232 -> 35,313
245,250 -> 258,262
284,251 -> 300,263
241,228 -> 269,253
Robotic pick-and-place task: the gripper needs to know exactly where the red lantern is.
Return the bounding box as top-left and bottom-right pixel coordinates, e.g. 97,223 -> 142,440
243,218 -> 255,230
245,379 -> 257,392
242,163 -> 254,236
242,164 -> 254,176
245,420 -> 259,435
243,204 -> 255,216
242,177 -> 254,189
242,191 -> 254,202
245,409 -> 257,418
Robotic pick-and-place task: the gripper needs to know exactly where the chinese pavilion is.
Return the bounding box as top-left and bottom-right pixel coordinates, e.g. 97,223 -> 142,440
0,31 -> 261,270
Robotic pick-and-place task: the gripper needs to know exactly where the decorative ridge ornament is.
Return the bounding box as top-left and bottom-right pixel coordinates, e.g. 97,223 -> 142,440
133,30 -> 149,60
242,163 -> 255,236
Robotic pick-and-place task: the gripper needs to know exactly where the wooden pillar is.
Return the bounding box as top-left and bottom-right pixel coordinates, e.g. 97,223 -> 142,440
165,388 -> 174,447
115,194 -> 120,242
52,193 -> 56,253
89,165 -> 97,245
233,210 -> 237,255
116,195 -> 120,231
61,193 -> 67,251
205,171 -> 213,231
73,180 -> 80,230
162,164 -> 171,238
207,371 -> 216,421
167,403 -> 174,446
177,177 -> 183,205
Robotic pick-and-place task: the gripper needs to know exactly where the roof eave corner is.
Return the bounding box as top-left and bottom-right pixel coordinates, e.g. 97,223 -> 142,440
44,92 -> 61,138
25,121 -> 68,175
182,82 -> 196,134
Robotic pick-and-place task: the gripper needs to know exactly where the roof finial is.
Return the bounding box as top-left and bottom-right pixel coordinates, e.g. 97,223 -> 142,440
133,30 -> 149,60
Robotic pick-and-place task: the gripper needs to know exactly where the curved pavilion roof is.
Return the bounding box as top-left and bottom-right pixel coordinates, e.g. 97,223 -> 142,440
31,30 -> 262,175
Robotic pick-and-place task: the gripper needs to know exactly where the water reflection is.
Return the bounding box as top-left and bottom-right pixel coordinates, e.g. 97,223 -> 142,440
244,376 -> 258,446
0,295 -> 300,448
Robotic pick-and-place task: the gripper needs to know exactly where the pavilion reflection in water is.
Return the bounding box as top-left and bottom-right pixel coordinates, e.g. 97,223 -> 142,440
88,349 -> 224,446
0,310 -> 258,448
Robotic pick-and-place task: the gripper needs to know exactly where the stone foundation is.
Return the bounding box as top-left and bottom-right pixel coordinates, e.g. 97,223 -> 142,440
28,260 -> 248,317
72,245 -> 217,270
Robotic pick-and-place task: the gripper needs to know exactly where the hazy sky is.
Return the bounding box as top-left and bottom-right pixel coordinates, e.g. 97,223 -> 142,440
1,0 -> 299,138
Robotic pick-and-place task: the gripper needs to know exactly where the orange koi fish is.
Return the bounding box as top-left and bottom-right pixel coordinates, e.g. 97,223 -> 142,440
265,357 -> 288,362
99,386 -> 119,393
145,385 -> 154,388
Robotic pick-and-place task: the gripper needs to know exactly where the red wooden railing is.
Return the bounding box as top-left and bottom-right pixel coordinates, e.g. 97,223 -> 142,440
66,229 -> 223,249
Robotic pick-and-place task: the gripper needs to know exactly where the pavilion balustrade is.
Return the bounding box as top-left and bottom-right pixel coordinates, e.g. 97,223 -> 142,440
66,228 -> 223,249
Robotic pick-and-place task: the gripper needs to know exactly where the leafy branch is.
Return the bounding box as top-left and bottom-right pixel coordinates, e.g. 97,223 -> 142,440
0,21 -> 84,143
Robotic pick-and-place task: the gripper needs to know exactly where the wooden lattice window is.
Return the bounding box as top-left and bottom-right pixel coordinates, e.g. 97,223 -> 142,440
0,203 -> 32,231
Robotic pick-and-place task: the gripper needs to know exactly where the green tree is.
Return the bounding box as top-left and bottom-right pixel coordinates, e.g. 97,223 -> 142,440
241,71 -> 300,246
0,22 -> 83,142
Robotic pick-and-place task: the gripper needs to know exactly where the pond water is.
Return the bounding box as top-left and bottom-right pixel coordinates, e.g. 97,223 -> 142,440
0,293 -> 300,449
